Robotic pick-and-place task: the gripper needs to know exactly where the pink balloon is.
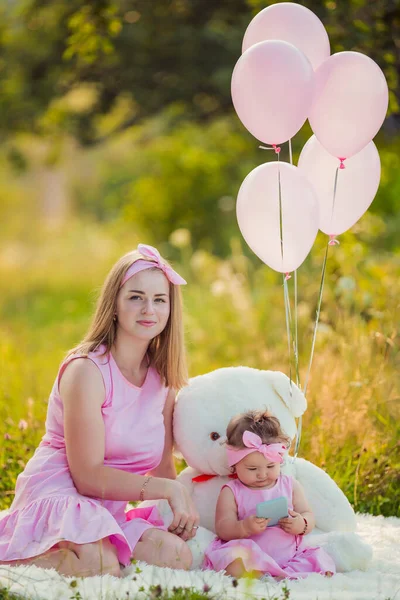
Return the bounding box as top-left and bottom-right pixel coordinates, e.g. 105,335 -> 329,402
231,40 -> 314,145
242,2 -> 330,71
298,135 -> 381,236
309,52 -> 389,159
237,162 -> 319,273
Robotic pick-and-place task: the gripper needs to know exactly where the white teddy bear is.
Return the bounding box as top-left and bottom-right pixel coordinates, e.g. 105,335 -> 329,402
143,366 -> 372,571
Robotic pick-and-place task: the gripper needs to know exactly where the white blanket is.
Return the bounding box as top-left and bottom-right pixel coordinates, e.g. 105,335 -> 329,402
0,514 -> 398,600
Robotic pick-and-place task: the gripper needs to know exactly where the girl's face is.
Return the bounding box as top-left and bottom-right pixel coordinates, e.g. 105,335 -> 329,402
116,268 -> 171,342
235,450 -> 281,489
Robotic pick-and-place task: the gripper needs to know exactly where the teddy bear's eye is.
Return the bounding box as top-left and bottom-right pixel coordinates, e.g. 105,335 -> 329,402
210,432 -> 220,441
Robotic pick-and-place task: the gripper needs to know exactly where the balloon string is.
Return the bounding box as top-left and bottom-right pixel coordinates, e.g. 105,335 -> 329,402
294,267 -> 299,390
259,139 -> 301,458
259,144 -> 281,155
327,167 -> 341,246
293,268 -> 300,457
283,273 -> 301,462
288,137 -> 302,462
284,275 -> 300,392
303,240 -> 329,399
278,152 -> 283,261
329,235 -> 340,246
330,166 -> 339,226
288,137 -> 299,391
293,416 -> 302,462
295,158 -> 342,458
278,151 -> 295,398
294,238 -> 330,459
283,275 -> 293,392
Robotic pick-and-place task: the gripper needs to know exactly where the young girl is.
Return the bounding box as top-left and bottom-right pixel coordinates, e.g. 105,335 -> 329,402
203,410 -> 335,579
0,243 -> 199,577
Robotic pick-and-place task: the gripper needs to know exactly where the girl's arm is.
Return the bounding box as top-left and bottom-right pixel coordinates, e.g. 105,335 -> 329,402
148,388 -> 177,480
215,487 -> 268,541
279,478 -> 315,535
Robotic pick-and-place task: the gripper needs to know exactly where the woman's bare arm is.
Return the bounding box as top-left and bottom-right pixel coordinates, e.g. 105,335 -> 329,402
61,358 -> 173,502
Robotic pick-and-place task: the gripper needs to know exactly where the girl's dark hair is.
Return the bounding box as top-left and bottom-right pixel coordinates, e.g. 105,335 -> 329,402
226,410 -> 291,449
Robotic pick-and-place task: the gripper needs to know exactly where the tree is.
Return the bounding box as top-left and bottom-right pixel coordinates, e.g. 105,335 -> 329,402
0,0 -> 398,145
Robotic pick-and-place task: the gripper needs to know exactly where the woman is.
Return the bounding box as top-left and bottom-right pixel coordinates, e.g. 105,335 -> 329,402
0,243 -> 199,577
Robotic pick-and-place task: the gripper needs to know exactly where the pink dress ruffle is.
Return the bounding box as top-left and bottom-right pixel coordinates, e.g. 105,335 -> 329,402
0,348 -> 169,566
0,496 -> 166,566
203,476 -> 336,579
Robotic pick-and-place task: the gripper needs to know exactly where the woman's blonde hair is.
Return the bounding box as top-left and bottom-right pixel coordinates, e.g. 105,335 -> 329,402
66,249 -> 188,389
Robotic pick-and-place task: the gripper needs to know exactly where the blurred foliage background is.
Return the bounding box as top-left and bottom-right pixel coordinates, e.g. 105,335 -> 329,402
0,0 -> 398,517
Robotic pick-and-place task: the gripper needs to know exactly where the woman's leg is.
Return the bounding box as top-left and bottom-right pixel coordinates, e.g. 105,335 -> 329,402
132,528 -> 192,570
0,537 -> 121,578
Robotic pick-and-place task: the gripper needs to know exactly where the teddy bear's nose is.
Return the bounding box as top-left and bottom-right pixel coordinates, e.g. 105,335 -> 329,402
210,432 -> 220,441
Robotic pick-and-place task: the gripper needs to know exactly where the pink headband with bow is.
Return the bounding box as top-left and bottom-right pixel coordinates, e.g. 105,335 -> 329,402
120,244 -> 187,287
227,431 -> 286,467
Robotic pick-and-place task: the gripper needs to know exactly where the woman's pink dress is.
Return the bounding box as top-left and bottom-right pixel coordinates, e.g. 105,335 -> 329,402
203,475 -> 336,579
0,346 -> 169,566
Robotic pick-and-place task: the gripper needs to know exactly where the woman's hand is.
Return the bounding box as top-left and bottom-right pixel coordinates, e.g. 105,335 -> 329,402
165,480 -> 200,541
242,515 -> 269,536
279,509 -> 306,534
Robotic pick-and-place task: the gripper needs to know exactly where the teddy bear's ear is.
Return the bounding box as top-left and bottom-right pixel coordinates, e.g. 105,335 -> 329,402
266,371 -> 307,417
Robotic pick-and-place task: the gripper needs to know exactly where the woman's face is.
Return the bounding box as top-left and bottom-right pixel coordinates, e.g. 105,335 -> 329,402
116,268 -> 171,342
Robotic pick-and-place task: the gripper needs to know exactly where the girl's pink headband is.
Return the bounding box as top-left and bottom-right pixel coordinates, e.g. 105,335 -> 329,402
226,431 -> 286,467
120,244 -> 187,287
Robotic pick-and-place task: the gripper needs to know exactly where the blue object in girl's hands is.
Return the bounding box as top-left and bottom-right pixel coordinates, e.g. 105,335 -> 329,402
256,496 -> 289,527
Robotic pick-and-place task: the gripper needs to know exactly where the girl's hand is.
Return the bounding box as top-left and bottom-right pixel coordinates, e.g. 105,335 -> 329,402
166,480 -> 200,541
279,509 -> 306,535
243,515 -> 270,536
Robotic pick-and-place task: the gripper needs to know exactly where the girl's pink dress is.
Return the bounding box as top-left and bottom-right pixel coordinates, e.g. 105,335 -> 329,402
0,346 -> 169,566
203,475 -> 336,579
